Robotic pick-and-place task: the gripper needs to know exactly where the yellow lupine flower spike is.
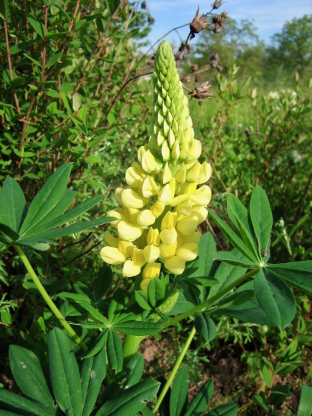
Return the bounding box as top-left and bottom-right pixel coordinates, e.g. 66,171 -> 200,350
100,40 -> 212,292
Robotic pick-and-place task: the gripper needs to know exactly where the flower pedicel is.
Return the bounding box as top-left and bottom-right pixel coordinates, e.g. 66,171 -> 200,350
101,41 -> 212,292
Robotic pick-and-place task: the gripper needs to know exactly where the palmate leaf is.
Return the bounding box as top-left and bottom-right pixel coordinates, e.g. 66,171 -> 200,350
0,177 -> 28,232
267,261 -> 312,295
19,163 -> 72,235
208,209 -> 258,263
227,194 -> 260,262
48,328 -> 82,416
184,379 -> 214,416
95,379 -> 160,416
214,251 -> 258,269
254,269 -> 296,330
249,185 -> 273,256
9,345 -> 54,411
170,366 -> 189,416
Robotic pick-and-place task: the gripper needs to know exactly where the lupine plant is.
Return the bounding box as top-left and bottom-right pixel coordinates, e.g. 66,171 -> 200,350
1,39 -> 312,416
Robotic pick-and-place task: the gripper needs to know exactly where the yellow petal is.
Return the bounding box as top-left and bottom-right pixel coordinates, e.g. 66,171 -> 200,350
198,162 -> 212,184
118,239 -> 134,257
162,162 -> 172,184
159,242 -> 177,259
124,207 -> 140,224
142,176 -> 159,198
132,247 -> 146,267
193,207 -> 208,224
186,161 -> 202,182
176,242 -> 198,261
121,189 -> 146,209
125,167 -> 143,188
138,145 -> 148,163
168,128 -> 175,148
161,211 -> 177,229
144,244 -> 160,263
143,262 -> 161,279
176,216 -> 198,235
180,182 -> 197,196
147,227 -> 160,246
161,140 -> 170,161
164,256 -> 185,275
189,139 -> 202,159
194,185 -> 212,206
176,199 -> 193,217
115,187 -> 124,205
170,194 -> 188,207
142,149 -> 160,173
118,221 -> 143,241
101,247 -> 126,265
160,227 -> 177,245
136,209 -> 156,226
150,201 -> 165,217
123,260 -> 141,277
158,184 -> 172,204
107,209 -> 126,228
176,165 -> 186,183
102,233 -> 118,248
171,140 -> 180,160
185,232 -> 201,245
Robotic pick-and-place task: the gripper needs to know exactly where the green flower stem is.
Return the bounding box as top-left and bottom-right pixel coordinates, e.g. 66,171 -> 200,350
161,268 -> 260,329
123,334 -> 147,365
152,326 -> 196,414
13,244 -> 88,353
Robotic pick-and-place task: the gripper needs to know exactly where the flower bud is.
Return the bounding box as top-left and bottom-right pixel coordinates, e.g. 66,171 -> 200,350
142,176 -> 159,198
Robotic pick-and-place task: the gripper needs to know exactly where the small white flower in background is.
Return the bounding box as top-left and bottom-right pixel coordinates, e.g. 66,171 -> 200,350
268,91 -> 279,100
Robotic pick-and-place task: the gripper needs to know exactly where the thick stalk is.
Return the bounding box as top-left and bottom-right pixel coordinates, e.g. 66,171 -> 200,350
123,334 -> 146,365
13,244 -> 87,352
162,268 -> 260,329
152,326 -> 196,414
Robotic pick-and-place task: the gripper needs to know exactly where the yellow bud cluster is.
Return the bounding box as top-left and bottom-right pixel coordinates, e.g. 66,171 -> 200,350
101,41 -> 212,292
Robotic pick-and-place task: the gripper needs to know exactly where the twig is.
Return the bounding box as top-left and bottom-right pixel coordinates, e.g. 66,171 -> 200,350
62,239 -> 102,266
57,232 -> 93,252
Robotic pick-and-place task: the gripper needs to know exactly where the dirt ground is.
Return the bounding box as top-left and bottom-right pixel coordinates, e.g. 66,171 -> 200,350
140,337 -> 306,415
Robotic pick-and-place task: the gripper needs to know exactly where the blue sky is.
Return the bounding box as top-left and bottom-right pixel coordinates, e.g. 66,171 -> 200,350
144,0 -> 311,50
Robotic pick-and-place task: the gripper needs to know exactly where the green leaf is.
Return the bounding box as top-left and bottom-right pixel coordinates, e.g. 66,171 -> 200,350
0,0 -> 11,21
227,194 -> 260,261
114,321 -> 161,336
80,301 -> 109,325
260,363 -> 272,388
10,40 -> 37,55
81,348 -> 106,416
83,331 -> 108,359
0,177 -> 27,232
48,328 -> 82,416
189,232 -> 217,278
170,366 -> 189,416
28,194 -> 105,234
124,354 -> 144,388
9,345 -> 54,411
208,209 -> 257,262
19,163 -> 72,236
214,252 -> 258,268
205,403 -> 239,416
94,266 -> 113,302
18,217 -> 114,245
267,261 -> 312,295
108,288 -> 125,323
254,269 -> 296,330
0,223 -> 19,242
107,329 -> 123,374
135,291 -> 152,311
252,393 -> 270,411
249,186 -> 273,255
185,379 -> 214,416
28,13 -> 45,39
209,249 -> 247,299
195,314 -> 216,342
73,93 -> 82,111
57,292 -> 91,304
0,388 -> 53,416
298,384 -> 312,416
95,379 -> 160,416
46,50 -> 62,68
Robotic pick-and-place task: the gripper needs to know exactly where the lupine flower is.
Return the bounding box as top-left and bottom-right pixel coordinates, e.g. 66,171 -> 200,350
101,41 -> 212,292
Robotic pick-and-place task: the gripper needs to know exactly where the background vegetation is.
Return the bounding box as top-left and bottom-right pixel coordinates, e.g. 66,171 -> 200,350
0,1 -> 311,414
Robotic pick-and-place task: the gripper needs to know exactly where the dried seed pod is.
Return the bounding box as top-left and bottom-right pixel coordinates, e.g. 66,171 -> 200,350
148,14 -> 155,24
190,7 -> 211,38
